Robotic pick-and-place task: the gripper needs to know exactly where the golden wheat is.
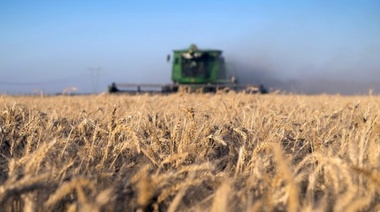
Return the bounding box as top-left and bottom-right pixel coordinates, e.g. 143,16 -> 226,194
0,93 -> 380,211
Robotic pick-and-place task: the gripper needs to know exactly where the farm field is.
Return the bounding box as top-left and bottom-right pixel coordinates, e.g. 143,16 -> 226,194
0,93 -> 380,211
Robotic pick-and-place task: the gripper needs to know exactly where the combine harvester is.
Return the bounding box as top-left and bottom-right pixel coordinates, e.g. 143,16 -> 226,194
108,44 -> 267,94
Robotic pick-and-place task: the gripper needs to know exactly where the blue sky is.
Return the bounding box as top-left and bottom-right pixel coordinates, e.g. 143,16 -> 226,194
0,0 -> 379,94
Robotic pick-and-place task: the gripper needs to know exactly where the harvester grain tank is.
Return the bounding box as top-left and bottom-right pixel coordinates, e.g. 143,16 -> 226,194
108,44 -> 267,93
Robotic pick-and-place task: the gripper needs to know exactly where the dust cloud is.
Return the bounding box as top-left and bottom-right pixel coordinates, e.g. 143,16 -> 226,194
224,44 -> 380,95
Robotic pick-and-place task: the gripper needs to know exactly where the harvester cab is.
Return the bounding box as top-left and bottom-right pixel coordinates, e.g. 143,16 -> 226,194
171,44 -> 229,85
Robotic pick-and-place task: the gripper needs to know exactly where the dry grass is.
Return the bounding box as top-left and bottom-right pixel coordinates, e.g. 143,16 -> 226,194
0,92 -> 380,211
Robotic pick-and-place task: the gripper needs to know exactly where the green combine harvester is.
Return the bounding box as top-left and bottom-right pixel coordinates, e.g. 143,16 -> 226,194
108,44 -> 267,93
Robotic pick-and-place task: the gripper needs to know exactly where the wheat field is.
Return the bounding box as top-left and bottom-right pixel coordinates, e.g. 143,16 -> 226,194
0,92 -> 379,211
